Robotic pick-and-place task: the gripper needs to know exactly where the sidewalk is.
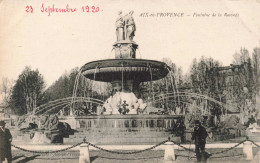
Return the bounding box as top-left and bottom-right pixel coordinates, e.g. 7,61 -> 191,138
10,141 -> 260,163
11,147 -> 259,163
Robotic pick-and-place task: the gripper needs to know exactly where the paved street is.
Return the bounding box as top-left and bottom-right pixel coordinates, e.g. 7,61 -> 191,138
11,148 -> 260,163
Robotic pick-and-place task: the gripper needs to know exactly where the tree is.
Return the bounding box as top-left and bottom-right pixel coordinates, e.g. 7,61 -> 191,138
252,47 -> 260,93
10,66 -> 45,115
0,77 -> 14,105
233,48 -> 250,64
46,67 -> 87,100
188,57 -> 223,117
46,67 -> 112,101
189,56 -> 221,95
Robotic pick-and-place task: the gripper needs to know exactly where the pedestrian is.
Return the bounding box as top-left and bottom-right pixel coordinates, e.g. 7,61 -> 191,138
0,120 -> 12,163
176,119 -> 186,143
191,120 -> 208,162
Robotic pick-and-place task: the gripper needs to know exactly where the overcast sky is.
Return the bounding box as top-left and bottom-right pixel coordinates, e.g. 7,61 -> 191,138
0,0 -> 260,87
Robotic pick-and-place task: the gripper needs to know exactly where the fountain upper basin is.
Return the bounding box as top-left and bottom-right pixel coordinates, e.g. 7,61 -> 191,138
81,59 -> 170,82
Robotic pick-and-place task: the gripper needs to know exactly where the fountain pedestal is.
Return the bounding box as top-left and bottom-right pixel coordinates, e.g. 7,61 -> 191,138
113,40 -> 138,59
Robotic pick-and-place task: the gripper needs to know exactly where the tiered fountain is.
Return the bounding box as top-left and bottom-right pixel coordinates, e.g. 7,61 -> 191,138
62,11 -> 184,145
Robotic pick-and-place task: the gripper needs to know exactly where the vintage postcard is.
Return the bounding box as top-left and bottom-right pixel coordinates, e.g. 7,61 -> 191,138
0,0 -> 260,162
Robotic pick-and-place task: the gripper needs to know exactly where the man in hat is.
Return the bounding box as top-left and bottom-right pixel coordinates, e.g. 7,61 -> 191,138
191,120 -> 208,162
0,120 -> 12,163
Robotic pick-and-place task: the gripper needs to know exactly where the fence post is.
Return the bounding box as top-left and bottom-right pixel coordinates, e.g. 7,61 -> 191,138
79,138 -> 90,163
164,141 -> 175,162
243,141 -> 253,160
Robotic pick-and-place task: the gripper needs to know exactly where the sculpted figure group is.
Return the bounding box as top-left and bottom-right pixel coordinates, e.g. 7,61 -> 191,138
115,10 -> 136,41
103,91 -> 147,115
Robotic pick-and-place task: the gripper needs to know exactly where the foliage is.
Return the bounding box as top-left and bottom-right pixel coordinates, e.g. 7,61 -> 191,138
0,77 -> 14,106
252,47 -> 260,93
45,67 -> 112,101
9,66 -> 45,115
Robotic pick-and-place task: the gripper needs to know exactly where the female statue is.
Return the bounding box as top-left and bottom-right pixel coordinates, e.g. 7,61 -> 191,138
115,11 -> 124,41
125,11 -> 136,41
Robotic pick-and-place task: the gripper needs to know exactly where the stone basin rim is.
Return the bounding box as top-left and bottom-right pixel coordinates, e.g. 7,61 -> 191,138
80,59 -> 171,82
81,58 -> 171,70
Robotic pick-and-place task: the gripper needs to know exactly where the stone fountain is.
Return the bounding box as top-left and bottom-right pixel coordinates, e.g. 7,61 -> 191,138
61,11 -> 184,145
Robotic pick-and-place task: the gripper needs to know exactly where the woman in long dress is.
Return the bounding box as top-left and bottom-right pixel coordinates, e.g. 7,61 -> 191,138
115,11 -> 124,41
125,11 -> 136,41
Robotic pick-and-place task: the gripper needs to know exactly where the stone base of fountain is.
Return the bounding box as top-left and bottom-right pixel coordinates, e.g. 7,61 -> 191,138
60,114 -> 184,145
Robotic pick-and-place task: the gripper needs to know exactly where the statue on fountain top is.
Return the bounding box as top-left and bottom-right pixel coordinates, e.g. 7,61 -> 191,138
124,11 -> 136,41
115,10 -> 136,41
115,11 -> 125,41
114,10 -> 138,59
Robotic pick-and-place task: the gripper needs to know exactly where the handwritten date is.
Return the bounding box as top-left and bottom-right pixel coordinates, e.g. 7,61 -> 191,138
25,3 -> 101,16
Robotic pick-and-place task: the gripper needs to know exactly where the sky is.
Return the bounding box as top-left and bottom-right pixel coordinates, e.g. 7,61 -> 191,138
0,0 -> 260,87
